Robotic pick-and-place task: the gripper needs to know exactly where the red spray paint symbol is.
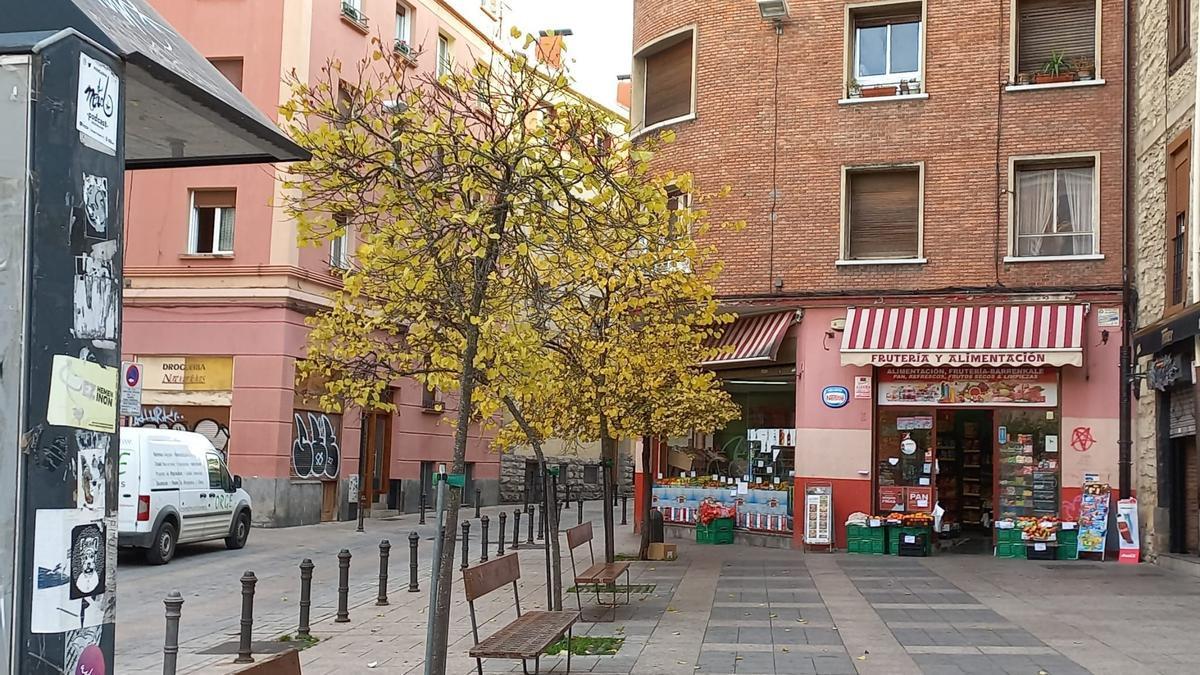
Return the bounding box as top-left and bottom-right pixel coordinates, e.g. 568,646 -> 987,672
1070,427 -> 1096,453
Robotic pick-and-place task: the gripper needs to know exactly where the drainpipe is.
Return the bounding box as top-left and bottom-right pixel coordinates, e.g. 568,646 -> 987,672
1118,0 -> 1133,500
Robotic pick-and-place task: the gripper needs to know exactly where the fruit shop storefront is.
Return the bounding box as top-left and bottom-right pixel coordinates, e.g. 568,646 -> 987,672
832,304 -> 1124,557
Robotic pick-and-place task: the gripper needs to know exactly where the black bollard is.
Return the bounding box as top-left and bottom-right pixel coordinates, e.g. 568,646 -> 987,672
460,520 -> 471,570
526,505 -> 534,545
376,539 -> 391,606
565,483 -> 571,506
578,498 -> 584,525
474,488 -> 482,519
298,559 -> 314,639
407,531 -> 420,592
497,511 -> 507,555
621,494 -> 628,525
512,509 -> 521,550
480,515 -> 490,562
336,549 -> 351,623
419,491 -> 427,525
538,501 -> 546,540
163,591 -> 184,675
234,571 -> 257,664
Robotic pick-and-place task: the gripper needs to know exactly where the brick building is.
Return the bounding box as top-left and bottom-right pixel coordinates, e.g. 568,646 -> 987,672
1131,0 -> 1199,566
633,0 -> 1127,551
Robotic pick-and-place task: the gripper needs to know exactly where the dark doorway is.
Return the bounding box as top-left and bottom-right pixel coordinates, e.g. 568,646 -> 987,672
1169,436 -> 1199,554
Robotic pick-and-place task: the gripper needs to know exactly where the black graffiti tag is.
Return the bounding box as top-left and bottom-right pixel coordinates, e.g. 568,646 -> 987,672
292,412 -> 340,480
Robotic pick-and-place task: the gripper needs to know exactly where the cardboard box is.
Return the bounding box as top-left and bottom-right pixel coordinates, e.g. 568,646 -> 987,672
647,543 -> 678,561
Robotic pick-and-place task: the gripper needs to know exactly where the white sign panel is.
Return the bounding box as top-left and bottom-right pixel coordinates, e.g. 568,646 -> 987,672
77,53 -> 120,154
803,485 -> 832,545
119,361 -> 143,417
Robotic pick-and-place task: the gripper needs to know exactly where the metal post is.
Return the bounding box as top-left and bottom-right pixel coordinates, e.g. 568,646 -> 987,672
621,494 -> 628,526
423,468 -> 448,672
408,531 -> 420,592
376,539 -> 391,606
419,491 -> 427,525
526,504 -> 535,545
497,511 -> 507,555
336,549 -> 351,622
578,498 -> 584,525
565,483 -> 571,506
298,559 -> 314,639
162,591 -> 184,675
474,488 -> 482,519
460,519 -> 471,570
480,515 -> 490,562
536,502 -> 544,540
356,412 -> 367,533
512,509 -> 522,550
235,571 -> 257,664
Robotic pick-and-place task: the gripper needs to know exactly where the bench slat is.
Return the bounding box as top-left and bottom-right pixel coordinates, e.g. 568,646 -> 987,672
575,562 -> 629,584
469,610 -> 578,659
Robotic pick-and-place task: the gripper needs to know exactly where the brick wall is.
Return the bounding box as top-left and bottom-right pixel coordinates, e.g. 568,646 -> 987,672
633,0 -> 1125,300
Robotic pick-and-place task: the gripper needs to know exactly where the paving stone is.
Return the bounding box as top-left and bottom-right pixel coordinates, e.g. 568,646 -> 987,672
738,626 -> 773,644
703,626 -> 738,643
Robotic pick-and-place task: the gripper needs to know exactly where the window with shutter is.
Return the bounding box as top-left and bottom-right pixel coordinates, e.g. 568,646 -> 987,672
189,189 -> 236,255
849,2 -> 923,91
208,58 -> 244,91
1167,132 -> 1191,311
845,168 -> 921,260
1170,0 -> 1191,71
636,30 -> 695,130
1016,0 -> 1096,75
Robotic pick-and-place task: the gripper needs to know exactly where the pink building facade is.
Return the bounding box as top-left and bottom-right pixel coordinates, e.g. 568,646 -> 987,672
124,0 -> 507,526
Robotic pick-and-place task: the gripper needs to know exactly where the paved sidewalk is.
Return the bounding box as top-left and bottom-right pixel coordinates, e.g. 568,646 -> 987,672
128,512 -> 1200,675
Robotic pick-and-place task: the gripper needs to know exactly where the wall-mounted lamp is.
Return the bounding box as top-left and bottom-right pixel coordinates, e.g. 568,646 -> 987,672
756,0 -> 789,20
830,318 -> 846,332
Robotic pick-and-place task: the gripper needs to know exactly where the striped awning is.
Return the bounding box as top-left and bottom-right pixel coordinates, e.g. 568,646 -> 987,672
702,311 -> 796,367
841,305 -> 1086,367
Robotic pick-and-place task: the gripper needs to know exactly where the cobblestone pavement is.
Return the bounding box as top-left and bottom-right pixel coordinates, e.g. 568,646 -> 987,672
116,508 -> 1200,674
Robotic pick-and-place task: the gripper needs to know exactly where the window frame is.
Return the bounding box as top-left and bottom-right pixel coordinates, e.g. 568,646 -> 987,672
1008,0 -> 1102,87
187,189 -> 236,256
1005,151 -> 1102,262
1167,130 -> 1191,312
837,162 -> 926,265
1170,0 -> 1191,74
844,0 -> 926,95
631,25 -> 698,138
207,57 -> 244,91
330,228 -> 351,270
437,33 -> 453,77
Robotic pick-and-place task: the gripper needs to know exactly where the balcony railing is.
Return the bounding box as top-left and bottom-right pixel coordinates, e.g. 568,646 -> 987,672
341,2 -> 368,29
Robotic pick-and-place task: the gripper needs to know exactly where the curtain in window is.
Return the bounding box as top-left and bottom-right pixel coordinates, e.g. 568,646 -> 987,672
1059,167 -> 1094,254
1016,170 -> 1054,256
218,207 -> 235,252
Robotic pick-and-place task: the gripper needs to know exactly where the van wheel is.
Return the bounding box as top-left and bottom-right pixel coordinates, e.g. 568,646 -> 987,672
145,522 -> 177,565
226,511 -> 250,550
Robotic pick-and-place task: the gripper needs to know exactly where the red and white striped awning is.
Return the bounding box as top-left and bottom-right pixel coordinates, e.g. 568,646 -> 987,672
702,311 -> 796,367
841,305 -> 1086,367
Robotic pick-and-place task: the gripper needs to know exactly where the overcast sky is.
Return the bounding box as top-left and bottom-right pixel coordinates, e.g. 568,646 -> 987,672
505,0 -> 633,110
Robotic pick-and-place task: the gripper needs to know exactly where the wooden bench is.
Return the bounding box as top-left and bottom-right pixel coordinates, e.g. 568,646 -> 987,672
464,553 -> 578,674
566,521 -> 631,622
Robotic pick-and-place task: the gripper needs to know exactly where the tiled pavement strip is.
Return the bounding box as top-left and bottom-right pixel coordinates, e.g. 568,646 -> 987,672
131,507 -> 1200,675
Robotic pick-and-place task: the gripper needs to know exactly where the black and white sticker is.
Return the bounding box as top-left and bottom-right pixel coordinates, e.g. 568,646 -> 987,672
77,53 -> 119,154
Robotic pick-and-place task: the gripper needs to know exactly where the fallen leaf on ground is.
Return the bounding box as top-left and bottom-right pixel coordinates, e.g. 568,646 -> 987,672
857,655 -> 867,661
769,613 -> 778,618
367,662 -> 378,669
735,656 -> 743,661
781,647 -> 789,653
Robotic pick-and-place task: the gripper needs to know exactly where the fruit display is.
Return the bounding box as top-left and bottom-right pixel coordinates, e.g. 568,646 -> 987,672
881,512 -> 932,527
657,476 -> 788,491
697,498 -> 736,525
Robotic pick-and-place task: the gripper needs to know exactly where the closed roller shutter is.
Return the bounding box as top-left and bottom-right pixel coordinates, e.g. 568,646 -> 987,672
1170,384 -> 1197,439
847,169 -> 920,260
643,35 -> 693,127
1018,0 -> 1096,74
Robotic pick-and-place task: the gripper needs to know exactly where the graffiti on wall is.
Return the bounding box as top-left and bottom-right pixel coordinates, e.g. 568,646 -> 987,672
131,405 -> 231,455
292,411 -> 341,480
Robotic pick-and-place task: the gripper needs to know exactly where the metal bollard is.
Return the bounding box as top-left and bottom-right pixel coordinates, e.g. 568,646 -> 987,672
298,559 -> 314,639
376,539 -> 391,606
474,488 -> 482,519
614,491 -> 619,507
234,571 -> 257,664
526,505 -> 534,545
408,531 -> 420,592
578,498 -> 584,525
512,509 -> 522,550
460,520 -> 471,570
538,501 -> 546,540
621,494 -> 628,525
480,515 -> 490,562
497,511 -> 507,555
162,591 -> 183,675
419,491 -> 427,525
564,483 -> 571,505
336,549 -> 351,623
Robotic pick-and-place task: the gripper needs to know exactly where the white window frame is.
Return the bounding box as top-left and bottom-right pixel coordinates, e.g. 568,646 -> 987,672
844,1 -> 926,96
1005,151 -> 1103,262
1007,0 -> 1104,90
437,33 -> 452,77
187,191 -> 235,256
395,4 -> 411,45
631,25 -> 698,138
331,228 -> 351,269
853,21 -> 921,86
837,162 -> 927,265
343,0 -> 362,12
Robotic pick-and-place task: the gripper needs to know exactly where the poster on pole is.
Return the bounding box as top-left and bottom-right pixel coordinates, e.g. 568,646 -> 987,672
119,361 -> 142,417
1077,481 -> 1111,556
803,484 -> 832,545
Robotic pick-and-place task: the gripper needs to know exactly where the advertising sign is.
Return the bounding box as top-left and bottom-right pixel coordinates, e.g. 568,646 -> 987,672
879,486 -> 904,512
1116,497 -> 1140,564
878,367 -> 1058,407
47,355 -> 118,433
821,385 -> 850,409
119,361 -> 142,417
803,485 -> 832,545
906,487 -> 932,512
853,376 -> 872,399
1078,482 -> 1111,555
139,355 -> 233,391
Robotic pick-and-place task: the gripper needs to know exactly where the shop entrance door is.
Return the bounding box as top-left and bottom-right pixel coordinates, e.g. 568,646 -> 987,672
364,410 -> 392,513
1168,436 -> 1199,555
934,410 -> 994,553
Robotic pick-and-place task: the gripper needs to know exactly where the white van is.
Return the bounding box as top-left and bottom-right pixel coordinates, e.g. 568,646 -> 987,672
118,428 -> 252,564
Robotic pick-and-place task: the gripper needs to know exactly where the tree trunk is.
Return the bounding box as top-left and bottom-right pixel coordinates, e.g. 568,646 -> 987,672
503,397 -> 563,611
639,435 -> 653,560
599,417 -> 617,564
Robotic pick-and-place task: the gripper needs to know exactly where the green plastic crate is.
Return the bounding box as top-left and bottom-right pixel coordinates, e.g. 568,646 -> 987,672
887,526 -> 931,555
697,519 -> 735,544
1057,530 -> 1079,560
995,542 -> 1027,559
995,527 -> 1023,544
846,525 -> 887,555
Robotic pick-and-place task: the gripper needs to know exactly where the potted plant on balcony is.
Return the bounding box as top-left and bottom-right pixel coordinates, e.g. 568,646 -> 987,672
861,82 -> 897,97
1071,57 -> 1095,81
1015,72 -> 1032,86
1033,50 -> 1075,84
848,77 -> 862,98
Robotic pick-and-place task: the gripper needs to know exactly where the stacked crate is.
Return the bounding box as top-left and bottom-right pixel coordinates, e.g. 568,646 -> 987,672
846,524 -> 886,555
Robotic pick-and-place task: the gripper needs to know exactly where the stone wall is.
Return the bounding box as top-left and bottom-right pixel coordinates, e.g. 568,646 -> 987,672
499,451 -> 635,504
